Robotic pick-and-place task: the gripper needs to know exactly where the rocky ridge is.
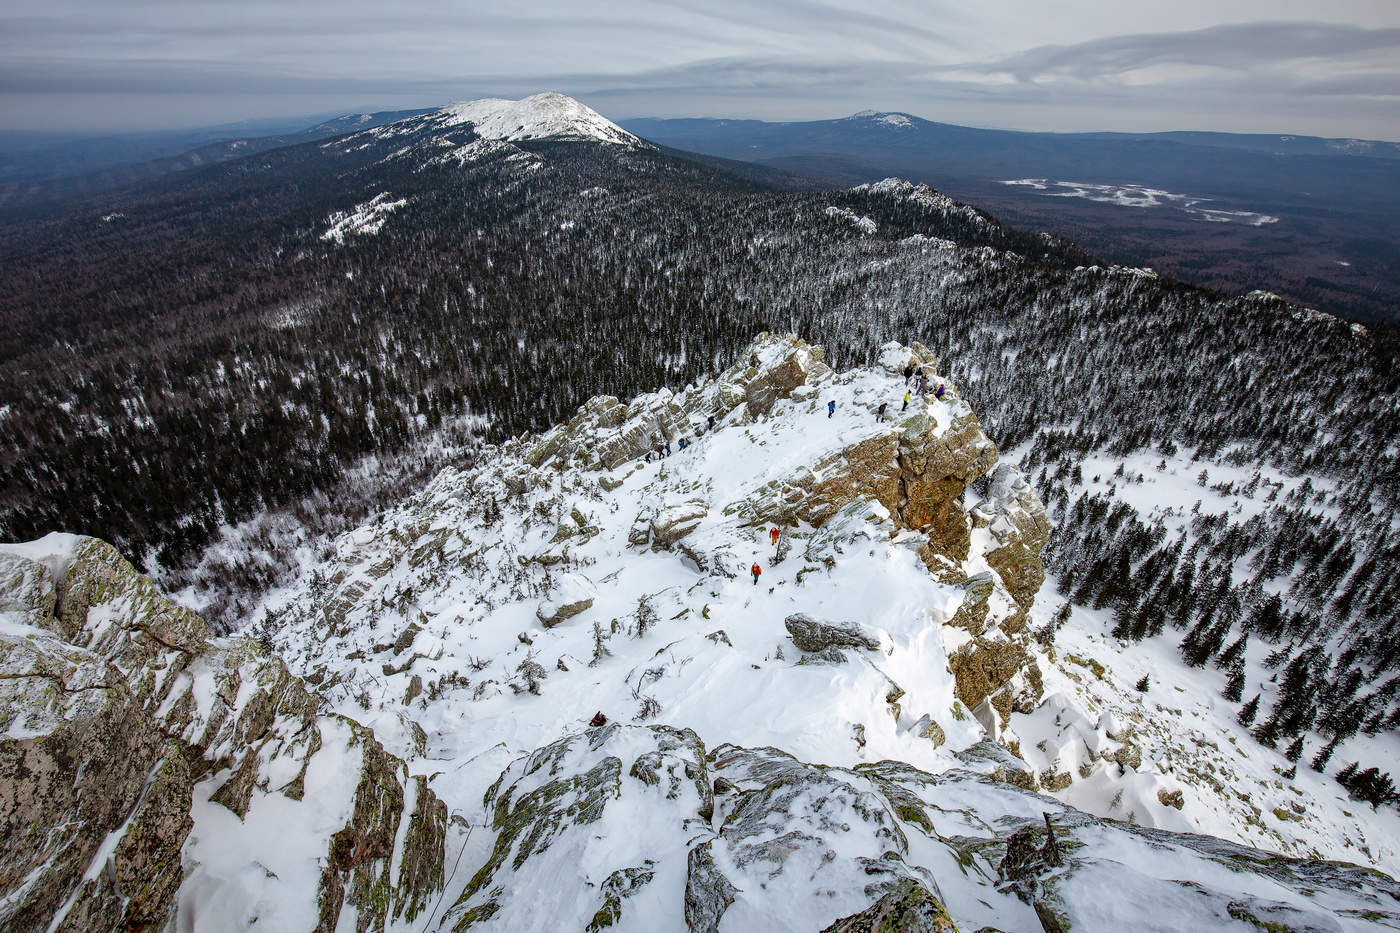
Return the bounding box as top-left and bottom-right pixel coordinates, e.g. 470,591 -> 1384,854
4,335 -> 1397,930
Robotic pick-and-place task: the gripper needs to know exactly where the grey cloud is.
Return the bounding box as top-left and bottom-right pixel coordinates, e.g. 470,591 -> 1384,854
974,21 -> 1400,82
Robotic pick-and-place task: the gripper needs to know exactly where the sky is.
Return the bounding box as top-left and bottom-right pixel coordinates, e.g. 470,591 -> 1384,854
1,0 -> 1398,139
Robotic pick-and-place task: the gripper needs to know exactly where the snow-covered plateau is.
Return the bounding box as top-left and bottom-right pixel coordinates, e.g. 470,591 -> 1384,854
1,336 -> 1397,931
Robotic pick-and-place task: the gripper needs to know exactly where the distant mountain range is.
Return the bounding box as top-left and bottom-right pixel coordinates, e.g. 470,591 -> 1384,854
0,108 -> 434,202
624,112 -> 1400,324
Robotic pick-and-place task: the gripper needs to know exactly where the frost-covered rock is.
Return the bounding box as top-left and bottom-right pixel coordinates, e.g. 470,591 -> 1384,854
784,612 -> 882,653
122,331 -> 1392,929
435,728 -> 1400,931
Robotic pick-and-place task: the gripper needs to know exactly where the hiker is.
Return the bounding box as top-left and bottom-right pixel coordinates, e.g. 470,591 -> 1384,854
904,365 -> 914,385
902,390 -> 910,412
708,415 -> 715,430
665,440 -> 672,456
590,711 -> 608,727
654,444 -> 663,459
828,400 -> 836,419
679,437 -> 687,451
918,373 -> 930,395
935,384 -> 945,399
770,527 -> 781,546
877,402 -> 887,421
751,563 -> 762,586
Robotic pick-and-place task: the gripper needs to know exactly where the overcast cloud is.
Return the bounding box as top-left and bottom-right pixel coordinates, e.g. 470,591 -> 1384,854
0,0 -> 1396,139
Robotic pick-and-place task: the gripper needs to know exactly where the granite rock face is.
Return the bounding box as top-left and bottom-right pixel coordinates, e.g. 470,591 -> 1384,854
0,535 -> 448,931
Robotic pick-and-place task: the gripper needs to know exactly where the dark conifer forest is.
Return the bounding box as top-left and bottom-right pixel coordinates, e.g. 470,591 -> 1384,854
1,117 -> 1396,758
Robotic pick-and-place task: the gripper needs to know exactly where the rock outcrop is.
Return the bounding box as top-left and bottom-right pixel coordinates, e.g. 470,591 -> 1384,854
536,573 -> 597,627
785,612 -> 882,653
443,725 -> 1400,931
0,535 -> 447,931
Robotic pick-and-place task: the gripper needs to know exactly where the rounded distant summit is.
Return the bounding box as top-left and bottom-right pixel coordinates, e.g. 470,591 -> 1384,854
437,92 -> 641,146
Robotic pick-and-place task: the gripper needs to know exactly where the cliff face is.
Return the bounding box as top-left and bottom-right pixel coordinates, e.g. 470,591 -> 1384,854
0,535 -> 447,931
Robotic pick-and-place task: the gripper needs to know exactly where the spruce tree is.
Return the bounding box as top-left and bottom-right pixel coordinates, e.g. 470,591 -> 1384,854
1335,761 -> 1360,786
1254,717 -> 1280,748
1135,674 -> 1150,692
1284,735 -> 1305,762
1311,738 -> 1338,773
1214,633 -> 1248,671
1237,694 -> 1261,727
1224,670 -> 1245,702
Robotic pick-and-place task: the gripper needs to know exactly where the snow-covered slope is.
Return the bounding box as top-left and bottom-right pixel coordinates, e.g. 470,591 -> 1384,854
4,336 -> 1398,931
434,92 -> 640,145
244,334 -> 1395,929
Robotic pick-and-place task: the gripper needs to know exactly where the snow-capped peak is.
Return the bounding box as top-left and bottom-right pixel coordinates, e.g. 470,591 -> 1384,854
848,110 -> 915,128
436,92 -> 640,146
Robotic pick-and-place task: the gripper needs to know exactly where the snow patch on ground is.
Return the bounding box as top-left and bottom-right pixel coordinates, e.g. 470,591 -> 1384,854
321,193 -> 408,244
1003,179 -> 1279,226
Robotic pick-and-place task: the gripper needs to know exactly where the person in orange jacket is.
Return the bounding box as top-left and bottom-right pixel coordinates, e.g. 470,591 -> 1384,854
770,527 -> 781,546
751,563 -> 762,586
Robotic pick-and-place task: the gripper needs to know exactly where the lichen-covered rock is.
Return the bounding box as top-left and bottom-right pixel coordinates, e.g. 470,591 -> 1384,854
0,536 -> 449,932
896,409 -> 997,538
650,501 -> 708,546
785,612 -> 882,653
446,724 -> 711,930
820,879 -> 959,932
912,714 -> 947,750
980,465 -> 1051,611
728,431 -> 901,529
948,637 -> 1035,720
943,573 -> 995,634
744,343 -> 817,417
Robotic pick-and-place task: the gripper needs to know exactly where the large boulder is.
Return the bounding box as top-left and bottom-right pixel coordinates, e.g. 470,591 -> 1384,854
785,613 -> 882,653
536,573 -> 597,626
650,501 -> 708,546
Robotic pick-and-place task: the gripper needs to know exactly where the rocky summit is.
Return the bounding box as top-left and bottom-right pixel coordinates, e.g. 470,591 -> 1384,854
1,335 -> 1396,931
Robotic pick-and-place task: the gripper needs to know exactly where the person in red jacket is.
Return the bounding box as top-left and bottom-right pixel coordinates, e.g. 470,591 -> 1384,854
770,527 -> 781,546
751,563 -> 762,586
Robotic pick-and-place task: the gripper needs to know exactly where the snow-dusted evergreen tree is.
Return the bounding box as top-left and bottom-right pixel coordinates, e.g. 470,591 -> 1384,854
1238,694 -> 1261,727
1224,669 -> 1246,702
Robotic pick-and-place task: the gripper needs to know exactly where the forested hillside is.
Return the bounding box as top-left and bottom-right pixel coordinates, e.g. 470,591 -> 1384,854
1,112 -> 1396,765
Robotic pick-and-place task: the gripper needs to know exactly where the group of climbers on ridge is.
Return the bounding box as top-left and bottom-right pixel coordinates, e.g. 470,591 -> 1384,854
751,351 -> 945,584
599,343 -> 946,730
